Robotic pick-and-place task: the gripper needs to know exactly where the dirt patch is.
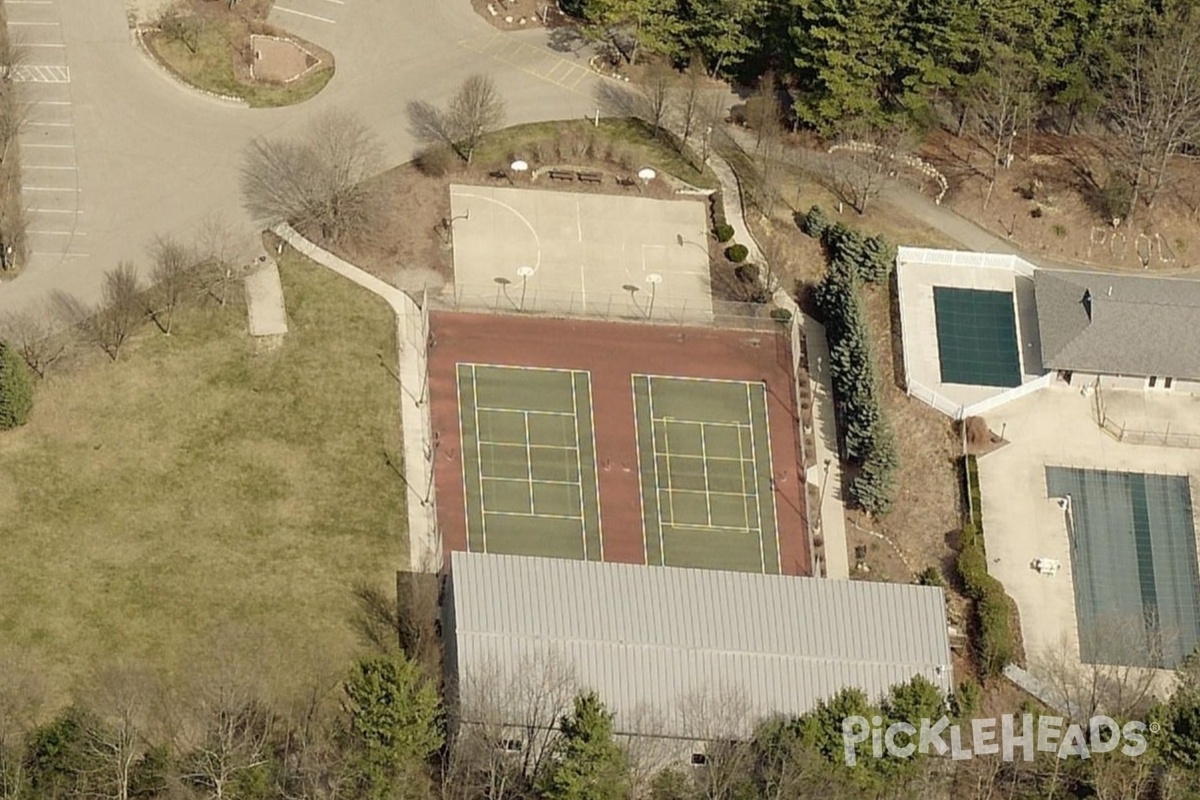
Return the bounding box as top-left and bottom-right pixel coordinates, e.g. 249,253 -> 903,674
250,35 -> 318,83
925,129 -> 1200,273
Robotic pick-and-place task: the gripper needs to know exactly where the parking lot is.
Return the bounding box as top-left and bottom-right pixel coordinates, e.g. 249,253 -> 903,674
7,0 -> 87,267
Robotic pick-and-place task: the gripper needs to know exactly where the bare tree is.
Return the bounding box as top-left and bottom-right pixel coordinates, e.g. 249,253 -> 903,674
241,109 -> 384,245
1030,615 -> 1167,727
0,652 -> 45,800
1105,10 -> 1200,220
274,688 -> 354,800
454,650 -> 578,787
79,664 -> 157,800
0,301 -> 68,377
51,263 -> 143,362
176,663 -> 275,800
673,58 -> 704,156
448,74 -> 506,165
963,46 -> 1036,209
824,123 -> 913,215
641,63 -> 674,139
147,234 -> 194,335
677,688 -> 755,800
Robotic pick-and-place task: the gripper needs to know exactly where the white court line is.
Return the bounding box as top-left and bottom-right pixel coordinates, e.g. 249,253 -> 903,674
450,190 -> 542,273
31,100 -> 70,105
272,6 -> 334,22
24,165 -> 74,170
26,208 -> 81,213
28,230 -> 86,235
314,0 -> 345,4
27,122 -> 73,127
6,20 -> 58,25
23,143 -> 73,149
24,186 -> 79,191
4,1 -> 55,4
23,43 -> 65,47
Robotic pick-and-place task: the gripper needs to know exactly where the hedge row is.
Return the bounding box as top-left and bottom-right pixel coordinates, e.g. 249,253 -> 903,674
802,206 -> 896,284
814,246 -> 896,514
956,522 -> 1017,677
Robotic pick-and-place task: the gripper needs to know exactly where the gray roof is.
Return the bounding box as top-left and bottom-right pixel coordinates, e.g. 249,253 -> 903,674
448,552 -> 953,739
1035,270 -> 1200,380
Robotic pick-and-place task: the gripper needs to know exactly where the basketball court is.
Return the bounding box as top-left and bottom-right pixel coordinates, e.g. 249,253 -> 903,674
447,185 -> 713,322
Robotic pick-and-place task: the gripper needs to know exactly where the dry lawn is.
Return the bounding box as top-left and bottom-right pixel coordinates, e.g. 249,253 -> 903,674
0,252 -> 404,706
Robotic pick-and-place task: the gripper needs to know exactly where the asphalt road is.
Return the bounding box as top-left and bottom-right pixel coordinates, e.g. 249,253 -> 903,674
0,0 -> 599,313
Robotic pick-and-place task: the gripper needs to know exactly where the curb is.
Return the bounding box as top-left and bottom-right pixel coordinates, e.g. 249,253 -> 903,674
131,26 -> 250,107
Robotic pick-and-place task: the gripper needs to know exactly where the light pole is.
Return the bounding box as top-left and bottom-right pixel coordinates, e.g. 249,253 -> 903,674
814,457 -> 832,530
516,265 -> 535,312
645,273 -> 662,320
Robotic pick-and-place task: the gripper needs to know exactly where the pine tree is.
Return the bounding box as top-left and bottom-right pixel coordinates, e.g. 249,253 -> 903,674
0,340 -> 33,430
538,692 -> 628,800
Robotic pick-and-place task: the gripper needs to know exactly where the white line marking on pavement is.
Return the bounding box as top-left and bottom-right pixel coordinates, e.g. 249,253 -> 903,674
272,6 -> 334,22
24,165 -> 75,170
315,0 -> 345,5
7,20 -> 59,25
4,1 -> 55,5
23,143 -> 74,149
24,186 -> 78,191
26,208 -> 82,213
26,122 -> 72,127
31,100 -> 70,105
32,251 -> 90,258
29,230 -> 86,236
23,43 -> 65,47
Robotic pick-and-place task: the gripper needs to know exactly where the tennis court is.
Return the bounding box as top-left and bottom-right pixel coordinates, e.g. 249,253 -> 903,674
633,375 -> 781,573
933,287 -> 1022,387
1046,467 -> 1200,668
457,364 -> 603,560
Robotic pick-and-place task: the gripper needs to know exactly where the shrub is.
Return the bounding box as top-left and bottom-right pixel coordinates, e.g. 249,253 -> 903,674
1030,206 -> 1044,219
0,340 -> 33,430
916,566 -> 945,589
1100,177 -> 1132,221
1052,223 -> 1067,238
714,222 -> 735,243
952,680 -> 982,719
769,307 -> 793,323
956,520 -> 1017,677
801,205 -> 829,238
861,234 -> 896,282
413,145 -> 454,177
725,243 -> 749,263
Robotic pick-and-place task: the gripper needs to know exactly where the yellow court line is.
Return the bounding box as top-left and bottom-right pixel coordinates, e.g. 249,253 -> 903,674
456,35 -> 596,96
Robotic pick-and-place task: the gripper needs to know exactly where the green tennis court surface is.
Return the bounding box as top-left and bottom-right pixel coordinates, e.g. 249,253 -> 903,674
457,364 -> 602,560
933,287 -> 1022,387
1046,467 -> 1200,668
633,375 -> 780,573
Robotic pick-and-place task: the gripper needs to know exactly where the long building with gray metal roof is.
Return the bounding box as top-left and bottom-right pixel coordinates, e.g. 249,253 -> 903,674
443,551 -> 953,746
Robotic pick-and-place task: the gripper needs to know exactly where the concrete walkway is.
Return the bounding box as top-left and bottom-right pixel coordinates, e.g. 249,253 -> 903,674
801,315 -> 850,579
703,147 -> 848,579
272,223 -> 440,575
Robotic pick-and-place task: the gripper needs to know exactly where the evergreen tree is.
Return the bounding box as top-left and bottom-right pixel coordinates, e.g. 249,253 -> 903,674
340,655 -> 443,800
538,692 -> 628,800
0,340 -> 33,430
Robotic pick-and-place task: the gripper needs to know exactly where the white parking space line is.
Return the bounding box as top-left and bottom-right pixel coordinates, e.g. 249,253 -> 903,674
273,6 -> 335,22
11,65 -> 69,82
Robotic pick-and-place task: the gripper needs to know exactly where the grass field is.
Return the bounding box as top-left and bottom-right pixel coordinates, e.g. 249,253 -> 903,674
0,253 -> 403,701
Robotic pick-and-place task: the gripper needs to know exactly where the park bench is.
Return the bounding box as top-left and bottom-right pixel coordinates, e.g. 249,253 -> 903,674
616,176 -> 637,188
548,170 -> 575,181
577,171 -> 603,184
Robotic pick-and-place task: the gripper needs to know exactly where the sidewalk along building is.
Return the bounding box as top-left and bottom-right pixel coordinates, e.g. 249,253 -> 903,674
441,551 -> 953,766
1034,269 -> 1200,392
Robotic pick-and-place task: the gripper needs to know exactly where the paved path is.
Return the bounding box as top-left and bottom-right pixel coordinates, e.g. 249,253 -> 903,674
0,1 -> 599,314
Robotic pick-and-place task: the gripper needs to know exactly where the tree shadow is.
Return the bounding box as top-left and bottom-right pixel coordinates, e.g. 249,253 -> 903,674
406,99 -> 456,153
547,26 -> 584,53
